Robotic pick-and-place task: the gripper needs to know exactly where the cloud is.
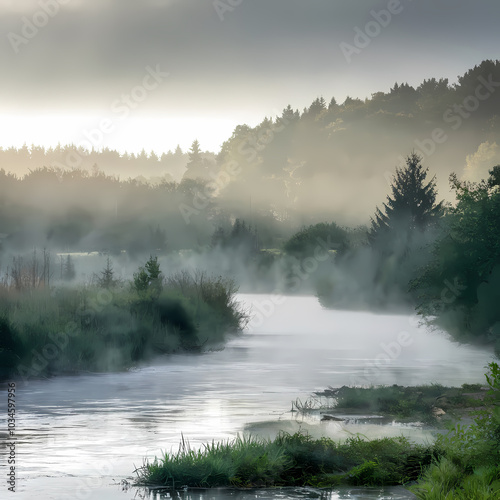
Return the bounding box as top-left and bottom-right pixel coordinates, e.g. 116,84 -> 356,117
0,0 -> 499,118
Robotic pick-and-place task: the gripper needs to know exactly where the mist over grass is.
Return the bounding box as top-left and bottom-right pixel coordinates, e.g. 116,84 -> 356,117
1,59 -> 499,380
0,266 -> 247,381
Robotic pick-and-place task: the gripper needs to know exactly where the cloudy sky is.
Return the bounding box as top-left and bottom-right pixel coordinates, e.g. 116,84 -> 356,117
0,0 -> 498,153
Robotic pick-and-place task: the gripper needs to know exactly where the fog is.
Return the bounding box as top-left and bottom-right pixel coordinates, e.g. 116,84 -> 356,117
1,3 -> 500,498
1,61 -> 500,306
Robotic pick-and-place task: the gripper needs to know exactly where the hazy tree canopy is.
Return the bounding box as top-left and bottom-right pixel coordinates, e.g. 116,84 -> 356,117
284,222 -> 347,257
369,153 -> 444,249
413,166 -> 500,344
0,60 -> 499,235
211,219 -> 258,252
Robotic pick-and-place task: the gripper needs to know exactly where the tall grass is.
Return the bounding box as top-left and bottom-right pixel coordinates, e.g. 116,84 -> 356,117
312,383 -> 481,423
0,271 -> 248,380
138,364 -> 500,497
136,431 -> 435,489
410,362 -> 500,498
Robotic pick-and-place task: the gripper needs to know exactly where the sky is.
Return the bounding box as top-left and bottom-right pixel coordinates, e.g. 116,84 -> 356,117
0,0 -> 499,154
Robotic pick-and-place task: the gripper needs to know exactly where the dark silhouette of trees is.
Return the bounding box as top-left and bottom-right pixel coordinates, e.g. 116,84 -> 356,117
369,153 -> 444,249
211,219 -> 258,252
133,255 -> 162,298
183,140 -> 211,180
96,257 -> 120,289
413,166 -> 500,345
62,254 -> 76,281
284,222 -> 347,258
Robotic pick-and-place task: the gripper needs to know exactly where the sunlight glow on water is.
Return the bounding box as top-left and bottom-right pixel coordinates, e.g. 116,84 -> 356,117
1,294 -> 493,499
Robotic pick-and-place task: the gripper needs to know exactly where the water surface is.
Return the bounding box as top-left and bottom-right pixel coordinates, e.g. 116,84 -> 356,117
0,294 -> 493,499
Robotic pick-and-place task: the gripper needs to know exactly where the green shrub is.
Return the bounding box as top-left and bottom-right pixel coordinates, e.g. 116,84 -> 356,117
0,269 -> 247,380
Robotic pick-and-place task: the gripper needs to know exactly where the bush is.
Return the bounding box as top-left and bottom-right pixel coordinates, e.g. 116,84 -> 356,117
0,269 -> 247,380
283,222 -> 347,257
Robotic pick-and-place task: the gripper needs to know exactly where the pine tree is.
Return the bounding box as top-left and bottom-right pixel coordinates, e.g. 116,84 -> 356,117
369,153 -> 444,248
183,140 -> 208,180
62,255 -> 76,281
97,257 -> 117,289
133,255 -> 162,298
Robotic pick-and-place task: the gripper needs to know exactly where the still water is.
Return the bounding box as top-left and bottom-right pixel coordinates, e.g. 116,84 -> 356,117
0,294 -> 494,499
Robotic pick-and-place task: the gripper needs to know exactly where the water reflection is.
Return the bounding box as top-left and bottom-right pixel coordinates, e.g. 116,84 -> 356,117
0,294 -> 492,499
133,486 -> 416,500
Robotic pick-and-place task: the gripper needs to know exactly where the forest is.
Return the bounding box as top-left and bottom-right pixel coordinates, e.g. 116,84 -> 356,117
1,57 -> 500,499
1,60 -> 499,368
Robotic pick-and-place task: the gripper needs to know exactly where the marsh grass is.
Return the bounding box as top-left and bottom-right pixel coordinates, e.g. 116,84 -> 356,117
311,383 -> 484,423
0,272 -> 247,380
409,362 -> 500,498
136,431 -> 435,489
138,365 -> 500,495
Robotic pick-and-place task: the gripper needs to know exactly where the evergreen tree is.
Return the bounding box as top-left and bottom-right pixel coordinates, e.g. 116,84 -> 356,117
369,153 -> 444,248
281,104 -> 300,122
97,257 -> 118,289
328,97 -> 338,111
133,255 -> 163,298
183,140 -> 208,180
62,255 -> 76,281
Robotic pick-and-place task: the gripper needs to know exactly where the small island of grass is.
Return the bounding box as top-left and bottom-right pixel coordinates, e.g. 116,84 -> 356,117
136,362 -> 500,499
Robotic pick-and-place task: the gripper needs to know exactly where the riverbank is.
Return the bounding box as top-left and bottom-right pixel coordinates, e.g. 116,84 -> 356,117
0,272 -> 247,381
6,295 -> 496,500
302,382 -> 490,427
137,362 -> 500,498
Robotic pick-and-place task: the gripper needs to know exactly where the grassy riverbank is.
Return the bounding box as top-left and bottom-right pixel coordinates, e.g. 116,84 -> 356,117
309,383 -> 488,425
137,432 -> 435,489
0,270 -> 247,380
137,363 -> 500,499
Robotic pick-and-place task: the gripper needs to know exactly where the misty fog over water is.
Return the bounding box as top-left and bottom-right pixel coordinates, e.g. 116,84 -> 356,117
0,295 -> 493,499
2,1 -> 500,498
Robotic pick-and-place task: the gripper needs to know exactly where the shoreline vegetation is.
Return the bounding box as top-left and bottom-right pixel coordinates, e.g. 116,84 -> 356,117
0,257 -> 248,381
137,362 -> 500,499
303,383 -> 491,426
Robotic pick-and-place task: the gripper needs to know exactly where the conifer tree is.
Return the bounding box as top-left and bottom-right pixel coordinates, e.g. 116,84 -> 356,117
369,153 -> 444,248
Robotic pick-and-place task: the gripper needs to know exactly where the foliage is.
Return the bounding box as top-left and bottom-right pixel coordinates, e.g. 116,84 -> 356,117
138,364 -> 500,496
317,384 -> 470,423
410,362 -> 500,499
133,255 -> 163,298
137,431 -> 433,489
211,218 -> 258,252
413,166 -> 500,344
369,153 -> 444,248
283,222 -> 347,257
95,257 -> 120,289
0,269 -> 247,380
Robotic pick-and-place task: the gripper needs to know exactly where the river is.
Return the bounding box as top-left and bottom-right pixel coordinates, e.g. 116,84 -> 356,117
0,294 -> 495,499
